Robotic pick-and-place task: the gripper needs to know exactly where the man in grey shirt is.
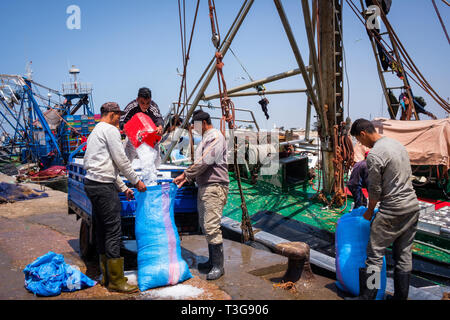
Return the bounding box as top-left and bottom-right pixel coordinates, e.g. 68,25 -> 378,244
348,118 -> 419,300
173,110 -> 229,281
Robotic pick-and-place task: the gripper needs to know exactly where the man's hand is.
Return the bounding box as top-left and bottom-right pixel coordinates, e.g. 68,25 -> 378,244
173,173 -> 187,188
156,125 -> 163,136
363,208 -> 374,221
124,188 -> 134,200
135,180 -> 147,192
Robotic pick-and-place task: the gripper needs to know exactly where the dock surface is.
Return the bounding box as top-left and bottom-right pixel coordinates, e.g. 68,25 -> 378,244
0,176 -> 341,300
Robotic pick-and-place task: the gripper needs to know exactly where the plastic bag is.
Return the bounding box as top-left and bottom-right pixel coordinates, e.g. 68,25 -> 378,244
335,207 -> 387,300
23,251 -> 96,296
135,183 -> 192,291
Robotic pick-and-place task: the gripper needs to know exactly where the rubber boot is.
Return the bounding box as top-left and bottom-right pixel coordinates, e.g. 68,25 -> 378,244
345,268 -> 379,300
198,244 -> 213,273
206,243 -> 224,280
106,257 -> 139,293
393,270 -> 410,300
99,254 -> 108,286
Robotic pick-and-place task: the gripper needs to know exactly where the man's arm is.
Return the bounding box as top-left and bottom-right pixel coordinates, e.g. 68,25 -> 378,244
120,100 -> 138,129
114,175 -> 128,193
364,154 -> 384,220
105,126 -> 140,186
148,101 -> 164,128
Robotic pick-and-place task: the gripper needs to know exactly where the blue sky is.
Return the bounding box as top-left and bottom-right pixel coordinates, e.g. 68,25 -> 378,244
1,0 -> 449,130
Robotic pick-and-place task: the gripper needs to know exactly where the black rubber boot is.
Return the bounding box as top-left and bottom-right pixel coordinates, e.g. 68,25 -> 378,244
392,270 -> 410,300
206,243 -> 224,281
198,244 -> 213,273
345,268 -> 379,300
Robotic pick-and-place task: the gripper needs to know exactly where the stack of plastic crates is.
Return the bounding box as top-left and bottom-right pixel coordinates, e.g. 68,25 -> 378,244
62,114 -> 100,156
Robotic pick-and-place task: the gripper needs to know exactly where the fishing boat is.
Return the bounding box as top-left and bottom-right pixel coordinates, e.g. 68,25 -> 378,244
1,0 -> 449,299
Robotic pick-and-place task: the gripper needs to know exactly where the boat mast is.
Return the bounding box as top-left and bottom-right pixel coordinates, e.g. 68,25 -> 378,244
317,0 -> 345,194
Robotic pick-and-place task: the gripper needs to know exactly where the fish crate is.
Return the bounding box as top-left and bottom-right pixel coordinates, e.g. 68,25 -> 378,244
419,201 -> 436,217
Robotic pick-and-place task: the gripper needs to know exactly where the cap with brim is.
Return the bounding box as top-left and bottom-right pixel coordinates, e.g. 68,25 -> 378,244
100,102 -> 125,115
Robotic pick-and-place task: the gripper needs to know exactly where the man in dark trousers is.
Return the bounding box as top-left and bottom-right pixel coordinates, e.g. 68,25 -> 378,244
347,151 -> 369,208
84,102 -> 147,293
173,110 -> 229,281
348,118 -> 419,300
120,87 -> 164,134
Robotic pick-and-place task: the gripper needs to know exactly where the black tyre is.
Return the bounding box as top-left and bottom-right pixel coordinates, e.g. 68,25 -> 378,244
79,219 -> 96,261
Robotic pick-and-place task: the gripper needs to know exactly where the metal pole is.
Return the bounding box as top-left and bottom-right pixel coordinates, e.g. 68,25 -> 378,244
163,0 -> 255,163
183,0 -> 250,113
203,69 -> 307,100
304,0 -> 318,141
227,89 -> 307,98
24,84 -> 63,159
273,0 -> 328,136
301,0 -> 323,111
0,99 -> 27,134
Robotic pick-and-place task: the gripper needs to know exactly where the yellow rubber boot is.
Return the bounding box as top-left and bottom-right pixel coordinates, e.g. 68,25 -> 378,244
106,257 -> 139,293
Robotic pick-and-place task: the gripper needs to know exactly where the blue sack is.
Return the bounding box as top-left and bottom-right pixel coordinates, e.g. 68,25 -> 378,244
335,207 -> 387,300
23,251 -> 96,297
135,183 -> 192,291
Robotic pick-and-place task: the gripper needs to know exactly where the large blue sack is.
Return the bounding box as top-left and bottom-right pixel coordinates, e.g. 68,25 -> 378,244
335,207 -> 387,300
135,183 -> 192,291
23,251 -> 96,296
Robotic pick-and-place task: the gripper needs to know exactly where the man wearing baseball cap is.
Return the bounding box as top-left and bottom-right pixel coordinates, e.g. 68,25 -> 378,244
173,110 -> 229,281
84,102 -> 146,293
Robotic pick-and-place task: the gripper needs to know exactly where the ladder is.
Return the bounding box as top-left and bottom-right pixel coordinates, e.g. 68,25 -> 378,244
334,0 -> 344,125
359,0 -> 419,120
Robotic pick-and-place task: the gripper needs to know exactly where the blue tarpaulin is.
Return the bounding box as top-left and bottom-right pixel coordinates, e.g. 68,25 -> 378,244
23,251 -> 96,296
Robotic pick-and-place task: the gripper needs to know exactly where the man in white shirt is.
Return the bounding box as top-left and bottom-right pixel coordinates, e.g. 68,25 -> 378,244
84,102 -> 146,293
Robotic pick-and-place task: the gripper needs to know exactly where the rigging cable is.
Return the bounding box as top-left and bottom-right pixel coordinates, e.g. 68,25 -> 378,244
431,0 -> 450,45
373,0 -> 450,109
368,0 -> 450,111
345,0 -> 450,114
207,0 -> 254,242
229,47 -> 255,83
174,0 -> 201,129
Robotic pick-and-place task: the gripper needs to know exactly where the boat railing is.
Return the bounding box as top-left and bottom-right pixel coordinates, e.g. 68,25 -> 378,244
165,102 -> 260,132
62,82 -> 93,95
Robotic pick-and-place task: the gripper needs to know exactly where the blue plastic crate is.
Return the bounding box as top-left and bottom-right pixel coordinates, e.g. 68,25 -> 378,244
118,191 -> 138,217
174,186 -> 197,213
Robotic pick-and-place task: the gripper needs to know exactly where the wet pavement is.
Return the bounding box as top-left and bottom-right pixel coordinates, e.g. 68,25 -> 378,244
180,235 -> 342,300
0,182 -> 342,300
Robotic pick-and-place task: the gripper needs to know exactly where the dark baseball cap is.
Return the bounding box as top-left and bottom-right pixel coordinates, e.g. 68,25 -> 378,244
191,110 -> 210,124
100,102 -> 124,115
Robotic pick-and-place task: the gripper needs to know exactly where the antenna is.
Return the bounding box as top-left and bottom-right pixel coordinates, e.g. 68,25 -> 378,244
25,61 -> 33,80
